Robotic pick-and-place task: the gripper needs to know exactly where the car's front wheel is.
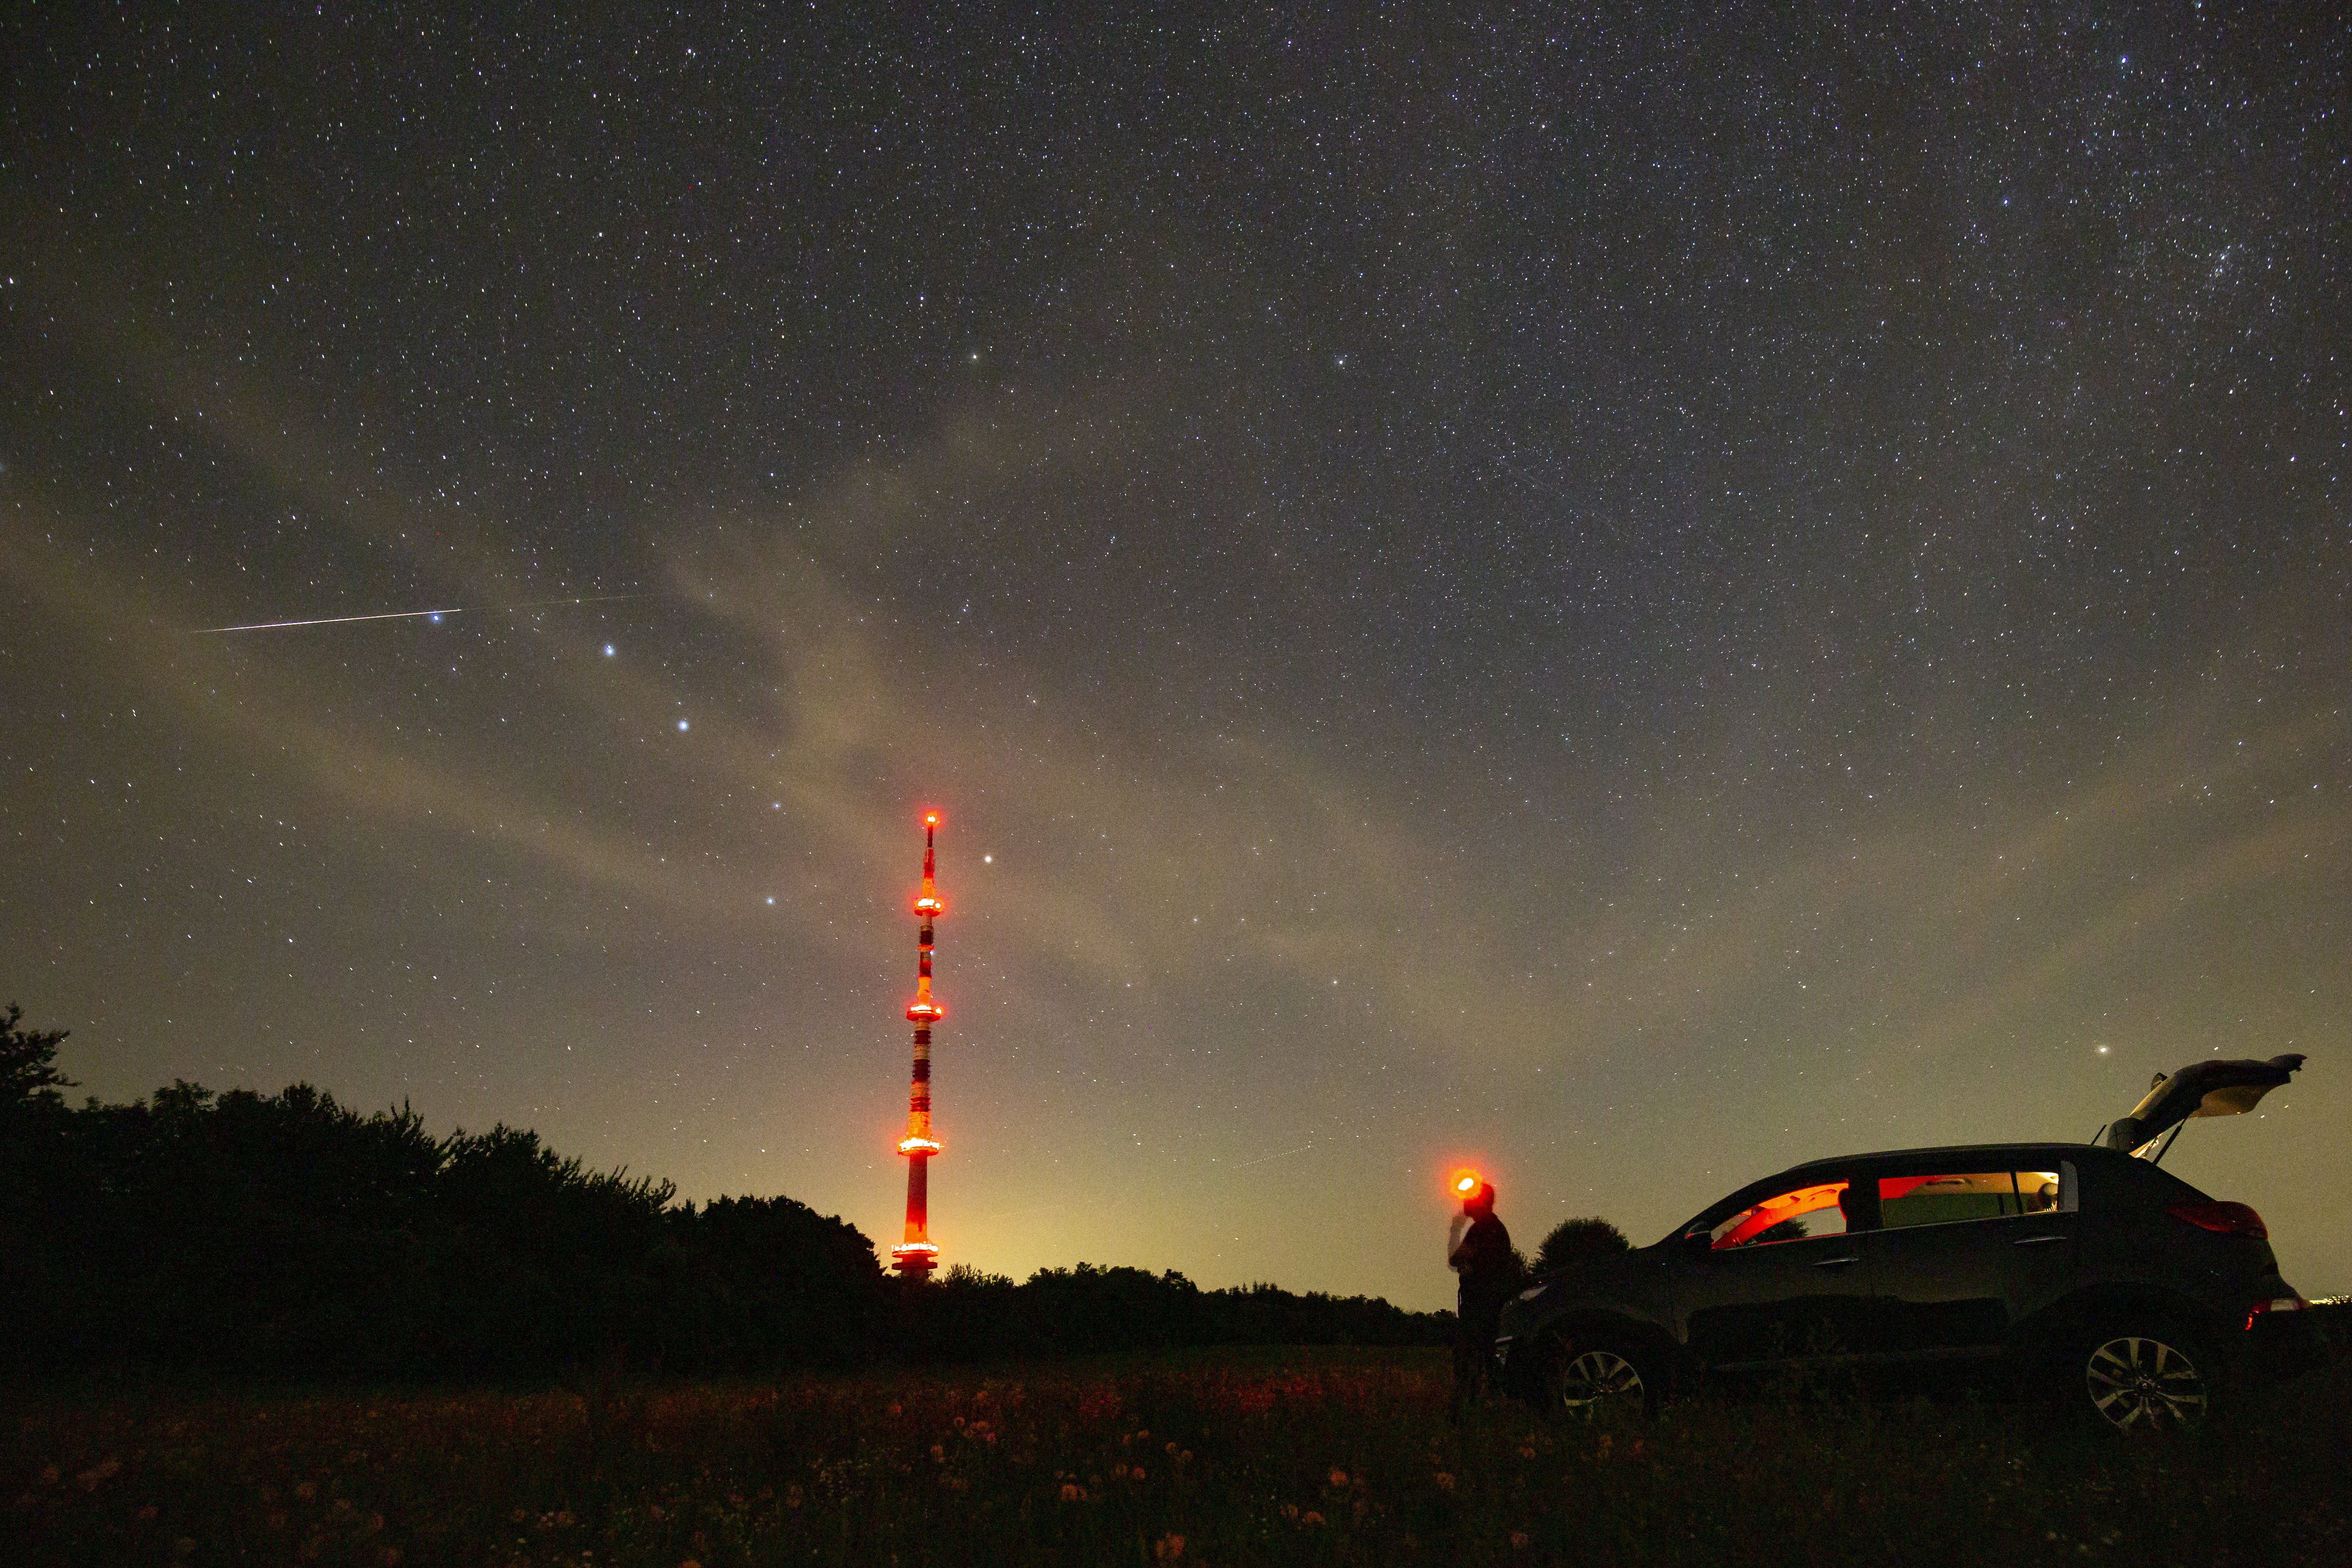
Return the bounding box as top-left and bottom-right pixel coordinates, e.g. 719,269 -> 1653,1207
2077,1325 -> 2212,1432
1546,1335 -> 1661,1421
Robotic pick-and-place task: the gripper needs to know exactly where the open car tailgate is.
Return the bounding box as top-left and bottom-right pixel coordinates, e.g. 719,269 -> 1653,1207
2104,1054 -> 2305,1157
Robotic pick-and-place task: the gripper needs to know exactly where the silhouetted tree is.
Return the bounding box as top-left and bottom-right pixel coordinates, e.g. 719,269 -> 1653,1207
0,1002 -> 73,1113
1536,1215 -> 1633,1274
0,1003 -> 79,1361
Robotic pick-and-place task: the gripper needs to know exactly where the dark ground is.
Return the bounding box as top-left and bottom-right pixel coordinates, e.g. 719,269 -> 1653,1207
7,1329 -> 2347,1567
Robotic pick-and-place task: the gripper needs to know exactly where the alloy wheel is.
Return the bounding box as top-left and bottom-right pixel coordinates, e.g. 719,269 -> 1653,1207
2084,1334 -> 2208,1431
1558,1348 -> 1645,1418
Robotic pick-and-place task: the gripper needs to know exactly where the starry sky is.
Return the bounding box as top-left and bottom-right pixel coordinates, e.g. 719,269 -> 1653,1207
3,4 -> 2346,1311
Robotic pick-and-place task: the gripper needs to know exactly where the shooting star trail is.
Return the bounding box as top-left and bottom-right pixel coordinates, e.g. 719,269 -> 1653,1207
191,593 -> 642,634
1225,1143 -> 1315,1170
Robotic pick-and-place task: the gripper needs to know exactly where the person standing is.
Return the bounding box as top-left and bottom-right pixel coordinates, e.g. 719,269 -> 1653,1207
1448,1180 -> 1517,1413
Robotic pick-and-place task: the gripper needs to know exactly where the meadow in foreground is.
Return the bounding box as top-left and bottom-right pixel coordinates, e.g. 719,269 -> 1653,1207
8,1345 -> 2348,1567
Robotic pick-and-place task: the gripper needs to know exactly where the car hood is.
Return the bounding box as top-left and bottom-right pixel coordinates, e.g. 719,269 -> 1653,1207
1501,1244 -> 1671,1333
2104,1053 -> 2305,1156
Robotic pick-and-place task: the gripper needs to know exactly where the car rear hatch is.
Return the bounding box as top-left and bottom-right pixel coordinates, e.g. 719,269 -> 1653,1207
2102,1053 -> 2304,1159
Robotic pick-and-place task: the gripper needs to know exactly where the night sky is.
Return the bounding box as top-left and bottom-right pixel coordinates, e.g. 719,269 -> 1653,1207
3,4 -> 2345,1311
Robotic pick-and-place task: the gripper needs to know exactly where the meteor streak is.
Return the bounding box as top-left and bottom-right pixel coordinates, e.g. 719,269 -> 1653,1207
191,593 -> 640,634
1228,1143 -> 1316,1170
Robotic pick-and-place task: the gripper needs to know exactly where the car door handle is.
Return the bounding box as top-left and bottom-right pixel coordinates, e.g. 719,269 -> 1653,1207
1812,1256 -> 1862,1268
2011,1235 -> 2069,1247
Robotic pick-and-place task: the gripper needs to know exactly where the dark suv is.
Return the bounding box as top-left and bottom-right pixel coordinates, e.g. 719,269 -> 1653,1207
1495,1055 -> 2320,1430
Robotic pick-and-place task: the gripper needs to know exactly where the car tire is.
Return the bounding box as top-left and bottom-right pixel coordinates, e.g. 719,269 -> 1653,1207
1545,1333 -> 1662,1421
2071,1319 -> 2215,1433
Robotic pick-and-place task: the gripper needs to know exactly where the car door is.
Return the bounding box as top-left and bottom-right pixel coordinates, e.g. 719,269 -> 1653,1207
1668,1174 -> 1875,1369
1868,1158 -> 2078,1360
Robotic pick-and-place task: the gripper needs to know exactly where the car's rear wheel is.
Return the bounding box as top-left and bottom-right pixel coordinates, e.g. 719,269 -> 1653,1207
2077,1326 -> 2212,1433
1547,1336 -> 1660,1421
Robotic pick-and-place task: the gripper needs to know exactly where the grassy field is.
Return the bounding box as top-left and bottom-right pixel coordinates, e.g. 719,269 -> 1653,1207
7,1344 -> 2348,1567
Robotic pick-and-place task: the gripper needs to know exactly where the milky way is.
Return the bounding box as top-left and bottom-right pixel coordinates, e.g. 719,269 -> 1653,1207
3,5 -> 2345,1307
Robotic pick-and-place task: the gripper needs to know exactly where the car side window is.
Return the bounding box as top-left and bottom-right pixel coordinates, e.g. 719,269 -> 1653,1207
1878,1170 -> 2065,1229
1707,1180 -> 1850,1249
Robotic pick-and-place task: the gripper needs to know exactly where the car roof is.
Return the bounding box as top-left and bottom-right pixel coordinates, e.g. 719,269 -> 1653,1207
1774,1143 -> 2116,1179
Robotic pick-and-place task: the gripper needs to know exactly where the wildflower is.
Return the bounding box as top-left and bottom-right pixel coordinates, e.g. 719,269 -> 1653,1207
1434,1472 -> 1456,1492
784,1485 -> 803,1510
1114,1463 -> 1130,1479
1166,1441 -> 1180,1457
931,1444 -> 946,1462
1282,1504 -> 1300,1520
1154,1534 -> 1186,1560
1329,1467 -> 1349,1488
1178,1450 -> 1193,1467
1302,1510 -> 1325,1527
1132,1467 -> 1147,1482
1511,1531 -> 1532,1549
76,1458 -> 122,1491
1519,1445 -> 1538,1460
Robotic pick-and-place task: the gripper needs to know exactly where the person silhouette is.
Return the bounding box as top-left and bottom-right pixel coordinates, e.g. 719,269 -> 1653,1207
1448,1180 -> 1517,1412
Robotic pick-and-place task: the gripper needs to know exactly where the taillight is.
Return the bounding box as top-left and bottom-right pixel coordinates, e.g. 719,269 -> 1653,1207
2245,1295 -> 2309,1331
2167,1199 -> 2268,1239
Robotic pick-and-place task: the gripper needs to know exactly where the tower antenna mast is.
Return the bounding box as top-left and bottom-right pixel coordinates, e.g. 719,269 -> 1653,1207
891,812 -> 946,1276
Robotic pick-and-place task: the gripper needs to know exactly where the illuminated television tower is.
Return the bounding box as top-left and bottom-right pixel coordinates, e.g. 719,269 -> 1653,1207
890,811 -> 946,1277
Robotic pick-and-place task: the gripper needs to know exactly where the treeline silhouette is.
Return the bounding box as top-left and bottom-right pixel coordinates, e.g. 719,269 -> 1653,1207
1,1007 -> 1445,1380
907,1262 -> 1445,1361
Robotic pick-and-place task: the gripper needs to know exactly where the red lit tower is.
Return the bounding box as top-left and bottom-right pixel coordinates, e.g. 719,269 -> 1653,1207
891,811 -> 946,1277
